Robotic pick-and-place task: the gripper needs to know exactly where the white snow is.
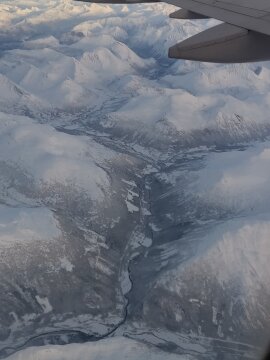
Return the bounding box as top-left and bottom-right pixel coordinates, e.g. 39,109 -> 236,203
120,270 -> 132,294
0,205 -> 60,248
125,199 -> 139,213
59,257 -> 74,272
0,112 -> 111,202
192,141 -> 270,213
158,214 -> 270,315
35,295 -> 53,314
6,337 -> 188,360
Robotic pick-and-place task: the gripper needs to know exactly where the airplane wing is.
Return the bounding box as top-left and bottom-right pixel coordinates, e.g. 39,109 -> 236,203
76,0 -> 270,63
166,0 -> 270,62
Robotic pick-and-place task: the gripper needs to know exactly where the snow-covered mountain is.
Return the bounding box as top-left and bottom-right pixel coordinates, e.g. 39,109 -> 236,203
1,0 -> 270,359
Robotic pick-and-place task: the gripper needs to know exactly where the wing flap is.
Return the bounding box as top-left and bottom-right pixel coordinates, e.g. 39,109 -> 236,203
168,22 -> 270,62
169,9 -> 209,19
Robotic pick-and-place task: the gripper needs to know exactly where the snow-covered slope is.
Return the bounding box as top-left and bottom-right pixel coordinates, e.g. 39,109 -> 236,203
144,215 -> 270,346
6,337 -> 190,360
1,0 -> 270,359
0,112 -> 111,200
